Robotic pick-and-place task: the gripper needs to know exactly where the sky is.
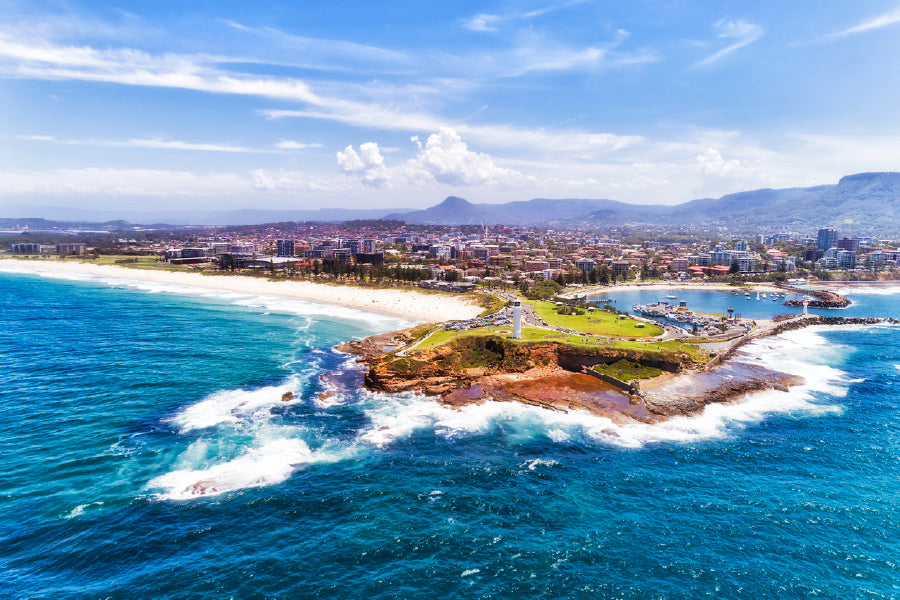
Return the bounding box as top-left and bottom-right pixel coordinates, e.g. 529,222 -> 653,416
2,0 -> 900,216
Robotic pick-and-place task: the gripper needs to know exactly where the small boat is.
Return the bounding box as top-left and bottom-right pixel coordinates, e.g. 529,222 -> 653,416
756,292 -> 760,300
666,294 -> 677,299
762,293 -> 767,299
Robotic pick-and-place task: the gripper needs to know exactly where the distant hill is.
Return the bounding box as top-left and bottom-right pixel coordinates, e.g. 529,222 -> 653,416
389,172 -> 900,235
4,172 -> 899,234
384,196 -> 679,226
0,206 -> 413,226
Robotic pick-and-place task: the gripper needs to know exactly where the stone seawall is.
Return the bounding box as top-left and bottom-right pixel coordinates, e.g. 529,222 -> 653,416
580,367 -> 641,396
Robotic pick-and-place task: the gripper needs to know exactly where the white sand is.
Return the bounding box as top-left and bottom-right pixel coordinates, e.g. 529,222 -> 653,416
0,259 -> 483,323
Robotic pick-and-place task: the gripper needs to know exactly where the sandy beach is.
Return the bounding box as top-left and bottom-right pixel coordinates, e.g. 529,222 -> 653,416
0,259 -> 483,323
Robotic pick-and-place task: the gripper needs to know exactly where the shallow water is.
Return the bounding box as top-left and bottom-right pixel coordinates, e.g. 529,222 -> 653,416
1,268 -> 899,598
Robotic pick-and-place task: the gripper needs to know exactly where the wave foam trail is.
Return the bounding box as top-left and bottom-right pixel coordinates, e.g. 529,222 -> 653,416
169,379 -> 303,433
148,437 -> 349,500
64,502 -> 104,519
835,285 -> 900,296
358,393 -> 574,448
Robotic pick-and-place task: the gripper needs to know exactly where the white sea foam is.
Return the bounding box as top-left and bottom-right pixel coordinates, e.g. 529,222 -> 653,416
0,263 -> 412,333
358,392 -> 573,448
63,501 -> 103,519
832,285 -> 900,296
169,379 -> 302,433
524,458 -> 559,470
148,437 -> 348,500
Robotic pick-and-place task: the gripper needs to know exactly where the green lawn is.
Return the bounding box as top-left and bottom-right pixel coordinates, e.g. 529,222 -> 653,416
594,359 -> 662,380
532,301 -> 663,337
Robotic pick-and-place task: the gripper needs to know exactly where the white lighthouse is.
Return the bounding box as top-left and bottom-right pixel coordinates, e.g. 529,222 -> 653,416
512,299 -> 522,339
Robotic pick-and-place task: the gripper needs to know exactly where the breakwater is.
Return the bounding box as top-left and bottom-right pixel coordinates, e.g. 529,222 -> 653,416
780,285 -> 851,308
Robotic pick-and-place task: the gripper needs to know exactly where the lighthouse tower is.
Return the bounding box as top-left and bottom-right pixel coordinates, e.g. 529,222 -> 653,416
512,299 -> 522,339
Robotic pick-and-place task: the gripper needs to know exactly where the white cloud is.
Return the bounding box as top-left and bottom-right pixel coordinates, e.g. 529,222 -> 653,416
18,135 -> 270,153
404,127 -> 529,186
828,6 -> 900,38
224,21 -> 409,70
463,14 -> 502,32
274,140 -> 322,150
251,169 -> 308,191
695,148 -> 743,176
462,1 -> 592,32
695,19 -> 763,66
336,142 -> 391,188
0,168 -> 248,197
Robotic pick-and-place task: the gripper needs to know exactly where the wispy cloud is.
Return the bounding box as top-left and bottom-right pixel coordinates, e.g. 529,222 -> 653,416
18,135 -> 284,153
223,21 -> 410,69
274,140 -> 323,150
695,19 -> 763,66
462,0 -> 591,32
463,14 -> 503,32
828,6 -> 900,38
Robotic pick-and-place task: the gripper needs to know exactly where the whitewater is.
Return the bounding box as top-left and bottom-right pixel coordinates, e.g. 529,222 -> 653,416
1,268 -> 898,598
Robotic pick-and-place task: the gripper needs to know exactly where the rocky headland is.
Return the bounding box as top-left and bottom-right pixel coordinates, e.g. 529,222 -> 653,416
339,314 -> 896,424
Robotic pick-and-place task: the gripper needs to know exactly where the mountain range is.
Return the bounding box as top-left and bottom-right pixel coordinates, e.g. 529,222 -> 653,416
386,172 -> 900,235
3,172 -> 899,235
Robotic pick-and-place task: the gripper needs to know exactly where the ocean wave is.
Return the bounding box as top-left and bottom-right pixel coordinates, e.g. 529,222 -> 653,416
0,264 -> 412,332
832,285 -> 900,296
63,501 -> 104,519
168,378 -> 303,433
147,437 -> 349,500
524,458 -> 559,470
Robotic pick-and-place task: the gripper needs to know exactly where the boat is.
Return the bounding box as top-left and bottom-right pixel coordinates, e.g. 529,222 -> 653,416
762,293 -> 767,299
666,294 -> 677,299
756,292 -> 760,300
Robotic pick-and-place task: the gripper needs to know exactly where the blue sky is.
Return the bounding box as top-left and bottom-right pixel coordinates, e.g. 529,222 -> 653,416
2,0 -> 900,214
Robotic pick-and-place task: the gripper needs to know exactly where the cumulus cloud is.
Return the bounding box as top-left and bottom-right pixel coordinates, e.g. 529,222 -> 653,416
405,127 -> 528,186
695,148 -> 743,175
336,142 -> 390,187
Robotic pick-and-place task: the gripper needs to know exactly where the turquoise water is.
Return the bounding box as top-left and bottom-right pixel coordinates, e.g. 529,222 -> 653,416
1,268 -> 899,598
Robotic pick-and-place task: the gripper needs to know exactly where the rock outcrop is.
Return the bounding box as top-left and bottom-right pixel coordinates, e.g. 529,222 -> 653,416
358,335 -> 697,397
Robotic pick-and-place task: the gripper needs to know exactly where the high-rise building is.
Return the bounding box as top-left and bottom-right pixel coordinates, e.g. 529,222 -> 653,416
836,237 -> 860,253
817,228 -> 838,250
276,239 -> 295,257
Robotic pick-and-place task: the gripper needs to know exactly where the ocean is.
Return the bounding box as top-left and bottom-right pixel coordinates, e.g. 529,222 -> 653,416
1,267 -> 898,599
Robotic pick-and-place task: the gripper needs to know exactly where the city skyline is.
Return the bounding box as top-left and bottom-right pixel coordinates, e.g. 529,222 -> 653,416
2,0 -> 900,214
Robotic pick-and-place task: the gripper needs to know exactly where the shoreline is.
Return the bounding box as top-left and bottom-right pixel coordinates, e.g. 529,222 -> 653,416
0,258 -> 483,323
561,281 -> 786,297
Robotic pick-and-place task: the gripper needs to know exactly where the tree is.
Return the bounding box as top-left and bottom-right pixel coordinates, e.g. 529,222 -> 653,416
729,259 -> 740,274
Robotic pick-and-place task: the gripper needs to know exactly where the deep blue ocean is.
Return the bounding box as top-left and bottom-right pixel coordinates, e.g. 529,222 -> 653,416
1,267 -> 899,599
